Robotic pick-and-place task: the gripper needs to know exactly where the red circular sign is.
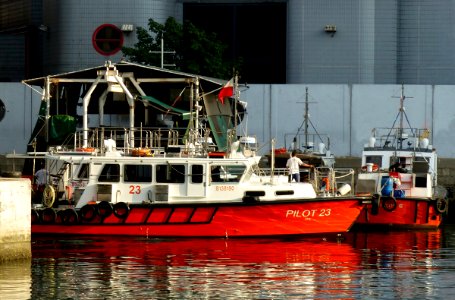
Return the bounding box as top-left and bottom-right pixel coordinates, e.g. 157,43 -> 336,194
92,24 -> 124,56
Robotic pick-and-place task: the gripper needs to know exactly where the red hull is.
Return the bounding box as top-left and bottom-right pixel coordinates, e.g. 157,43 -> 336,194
355,198 -> 443,229
32,199 -> 363,237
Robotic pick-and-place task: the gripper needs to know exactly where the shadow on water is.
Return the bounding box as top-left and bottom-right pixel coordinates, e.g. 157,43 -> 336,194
2,226 -> 455,299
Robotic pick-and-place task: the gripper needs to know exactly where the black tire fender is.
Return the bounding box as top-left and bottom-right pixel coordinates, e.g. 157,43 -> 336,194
113,202 -> 129,219
80,204 -> 98,222
98,201 -> 113,218
40,207 -> 56,224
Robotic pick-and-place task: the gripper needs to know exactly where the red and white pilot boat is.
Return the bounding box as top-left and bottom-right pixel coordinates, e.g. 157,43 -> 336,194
355,85 -> 448,229
25,61 -> 365,237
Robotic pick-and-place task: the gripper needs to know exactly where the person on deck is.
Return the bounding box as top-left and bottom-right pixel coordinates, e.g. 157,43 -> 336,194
35,164 -> 48,190
389,161 -> 407,173
33,163 -> 48,203
286,150 -> 313,182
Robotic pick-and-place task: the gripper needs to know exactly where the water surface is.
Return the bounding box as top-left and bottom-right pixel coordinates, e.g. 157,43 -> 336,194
2,226 -> 455,299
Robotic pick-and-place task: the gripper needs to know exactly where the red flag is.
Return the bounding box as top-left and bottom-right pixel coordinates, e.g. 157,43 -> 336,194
218,78 -> 234,104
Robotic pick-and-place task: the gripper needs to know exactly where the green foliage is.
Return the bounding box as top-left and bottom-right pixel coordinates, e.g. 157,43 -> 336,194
122,17 -> 236,79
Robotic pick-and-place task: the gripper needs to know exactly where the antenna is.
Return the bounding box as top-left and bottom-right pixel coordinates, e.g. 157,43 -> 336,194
148,36 -> 176,68
294,87 -> 324,153
391,84 -> 413,149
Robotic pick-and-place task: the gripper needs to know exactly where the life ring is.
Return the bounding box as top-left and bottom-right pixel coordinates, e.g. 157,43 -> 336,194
132,148 -> 152,157
113,202 -> 130,219
381,196 -> 397,212
208,151 -> 226,158
79,204 -> 98,222
40,207 -> 56,224
361,164 -> 379,172
42,185 -> 56,208
76,147 -> 96,153
98,201 -> 113,218
436,198 -> 448,214
62,208 -> 79,225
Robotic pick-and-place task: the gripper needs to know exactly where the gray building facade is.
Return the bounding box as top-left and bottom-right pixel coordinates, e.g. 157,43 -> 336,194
41,0 -> 182,75
2,0 -> 455,84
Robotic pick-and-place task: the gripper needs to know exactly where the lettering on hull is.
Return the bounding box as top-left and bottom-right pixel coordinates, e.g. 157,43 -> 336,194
286,209 -> 332,218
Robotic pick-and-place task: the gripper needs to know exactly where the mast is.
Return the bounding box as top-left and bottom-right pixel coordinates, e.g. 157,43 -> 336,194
304,87 -> 309,152
45,76 -> 51,147
194,77 -> 200,136
234,73 -> 239,137
398,84 -> 405,150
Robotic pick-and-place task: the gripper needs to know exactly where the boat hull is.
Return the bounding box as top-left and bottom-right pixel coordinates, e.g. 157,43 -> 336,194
32,198 -> 364,237
354,197 -> 443,230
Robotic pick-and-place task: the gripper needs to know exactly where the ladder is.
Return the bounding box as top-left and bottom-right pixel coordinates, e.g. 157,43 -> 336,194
50,162 -> 70,188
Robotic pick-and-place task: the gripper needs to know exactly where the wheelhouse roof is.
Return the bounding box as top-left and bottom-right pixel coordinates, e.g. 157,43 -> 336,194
22,60 -> 225,91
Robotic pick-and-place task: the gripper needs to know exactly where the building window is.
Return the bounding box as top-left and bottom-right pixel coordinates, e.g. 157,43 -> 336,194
92,24 -> 124,56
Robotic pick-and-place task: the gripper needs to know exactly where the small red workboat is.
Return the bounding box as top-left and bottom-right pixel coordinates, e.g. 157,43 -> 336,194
355,85 -> 447,229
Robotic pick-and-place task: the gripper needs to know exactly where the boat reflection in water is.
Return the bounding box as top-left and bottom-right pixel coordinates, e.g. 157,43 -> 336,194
351,230 -> 442,271
27,229 -> 445,299
31,236 -> 360,299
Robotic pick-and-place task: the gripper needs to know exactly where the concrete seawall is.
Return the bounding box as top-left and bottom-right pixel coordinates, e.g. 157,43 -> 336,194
0,178 -> 31,261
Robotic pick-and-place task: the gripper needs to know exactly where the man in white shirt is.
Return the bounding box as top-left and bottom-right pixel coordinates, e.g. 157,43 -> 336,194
35,164 -> 48,189
286,150 -> 313,182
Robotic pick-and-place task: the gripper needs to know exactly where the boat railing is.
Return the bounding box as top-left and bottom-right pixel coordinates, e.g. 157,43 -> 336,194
314,167 -> 355,196
256,167 -> 288,177
284,132 -> 331,153
53,126 -> 221,157
366,127 -> 432,150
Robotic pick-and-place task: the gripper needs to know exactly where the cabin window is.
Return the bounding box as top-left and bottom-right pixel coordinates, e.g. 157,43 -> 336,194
98,164 -> 120,182
366,156 -> 382,167
413,158 -> 430,173
415,176 -> 427,187
156,164 -> 185,183
191,165 -> 203,183
211,165 -> 246,183
124,164 -> 152,183
415,156 -> 431,164
77,163 -> 90,179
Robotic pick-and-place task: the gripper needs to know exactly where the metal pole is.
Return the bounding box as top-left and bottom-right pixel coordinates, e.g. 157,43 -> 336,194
234,74 -> 238,136
161,37 -> 164,68
45,76 -> 50,147
399,84 -> 404,150
304,87 -> 309,151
